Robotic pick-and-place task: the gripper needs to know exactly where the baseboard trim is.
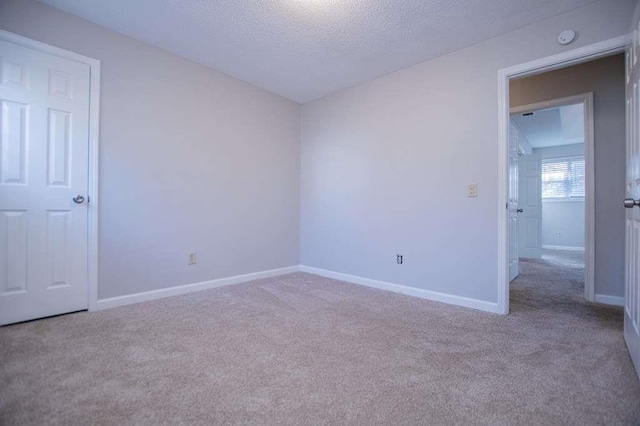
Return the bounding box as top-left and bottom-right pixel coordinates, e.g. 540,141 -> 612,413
594,294 -> 625,306
95,264 -> 504,314
542,245 -> 585,252
299,265 -> 499,314
93,266 -> 300,311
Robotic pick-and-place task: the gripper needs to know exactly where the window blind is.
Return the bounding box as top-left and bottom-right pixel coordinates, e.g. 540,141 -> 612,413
541,156 -> 585,199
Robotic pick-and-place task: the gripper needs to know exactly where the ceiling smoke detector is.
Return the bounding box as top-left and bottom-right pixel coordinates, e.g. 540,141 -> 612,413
558,30 -> 576,46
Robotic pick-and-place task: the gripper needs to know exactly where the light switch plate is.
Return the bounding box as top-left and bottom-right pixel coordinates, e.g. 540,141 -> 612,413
468,183 -> 478,197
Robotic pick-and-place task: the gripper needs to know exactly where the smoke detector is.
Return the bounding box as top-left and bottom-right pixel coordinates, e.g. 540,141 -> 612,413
558,30 -> 576,46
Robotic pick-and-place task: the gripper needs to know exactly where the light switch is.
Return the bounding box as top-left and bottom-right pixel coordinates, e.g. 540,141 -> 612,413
468,183 -> 478,197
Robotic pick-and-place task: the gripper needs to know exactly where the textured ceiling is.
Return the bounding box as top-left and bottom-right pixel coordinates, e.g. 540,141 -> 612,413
511,104 -> 584,148
40,0 -> 598,103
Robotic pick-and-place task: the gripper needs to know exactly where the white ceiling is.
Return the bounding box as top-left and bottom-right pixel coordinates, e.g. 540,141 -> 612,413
40,0 -> 597,103
511,104 -> 584,148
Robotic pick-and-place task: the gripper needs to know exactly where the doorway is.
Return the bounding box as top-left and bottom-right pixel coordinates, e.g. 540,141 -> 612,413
497,37 -> 629,315
0,31 -> 100,325
508,93 -> 595,303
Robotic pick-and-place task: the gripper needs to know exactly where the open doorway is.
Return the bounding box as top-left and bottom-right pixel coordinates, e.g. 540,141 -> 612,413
508,93 -> 594,302
498,47 -> 627,314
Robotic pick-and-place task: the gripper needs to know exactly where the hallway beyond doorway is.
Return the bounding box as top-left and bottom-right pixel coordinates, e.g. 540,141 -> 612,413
512,248 -> 605,313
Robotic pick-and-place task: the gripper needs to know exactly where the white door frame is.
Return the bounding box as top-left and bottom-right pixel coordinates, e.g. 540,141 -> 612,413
0,30 -> 101,312
497,35 -> 628,315
510,93 -> 595,302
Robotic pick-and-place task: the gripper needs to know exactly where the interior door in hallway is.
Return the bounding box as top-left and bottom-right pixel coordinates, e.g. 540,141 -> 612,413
625,26 -> 640,379
508,121 -> 520,281
518,150 -> 542,259
0,38 -> 91,325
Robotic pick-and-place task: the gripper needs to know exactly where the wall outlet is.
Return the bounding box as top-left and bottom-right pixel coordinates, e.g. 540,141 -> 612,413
188,252 -> 197,265
467,183 -> 478,197
556,231 -> 563,237
397,254 -> 403,264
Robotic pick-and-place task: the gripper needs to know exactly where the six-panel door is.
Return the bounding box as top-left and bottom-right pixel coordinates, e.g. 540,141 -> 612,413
625,23 -> 640,379
0,39 -> 90,325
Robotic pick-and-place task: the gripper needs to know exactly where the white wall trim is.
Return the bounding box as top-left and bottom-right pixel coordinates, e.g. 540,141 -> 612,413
95,264 -> 501,314
299,265 -> 499,314
94,266 -> 300,311
0,30 -> 102,313
542,245 -> 585,251
497,35 -> 629,315
594,294 -> 625,306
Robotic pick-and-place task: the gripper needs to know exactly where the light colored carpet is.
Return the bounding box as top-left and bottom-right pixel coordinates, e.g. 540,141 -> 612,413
1,261 -> 639,424
541,248 -> 584,268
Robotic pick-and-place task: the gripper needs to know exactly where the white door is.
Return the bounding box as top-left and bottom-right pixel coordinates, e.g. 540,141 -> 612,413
0,38 -> 91,325
624,30 -> 640,379
509,122 -> 519,281
518,150 -> 543,259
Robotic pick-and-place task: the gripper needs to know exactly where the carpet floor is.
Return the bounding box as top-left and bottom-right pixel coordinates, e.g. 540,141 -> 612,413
1,256 -> 639,424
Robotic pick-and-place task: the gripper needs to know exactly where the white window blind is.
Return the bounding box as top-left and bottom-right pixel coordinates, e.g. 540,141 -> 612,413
541,156 -> 585,199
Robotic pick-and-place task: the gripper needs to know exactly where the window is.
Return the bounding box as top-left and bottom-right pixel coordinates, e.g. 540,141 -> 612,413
541,156 -> 585,200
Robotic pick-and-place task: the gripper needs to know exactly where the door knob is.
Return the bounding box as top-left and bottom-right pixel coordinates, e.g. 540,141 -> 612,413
72,195 -> 85,204
624,198 -> 640,208
517,209 -> 524,213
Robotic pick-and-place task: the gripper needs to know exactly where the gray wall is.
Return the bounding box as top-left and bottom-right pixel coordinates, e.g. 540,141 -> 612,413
300,0 -> 634,304
511,54 -> 625,297
0,0 -> 302,299
537,145 -> 586,250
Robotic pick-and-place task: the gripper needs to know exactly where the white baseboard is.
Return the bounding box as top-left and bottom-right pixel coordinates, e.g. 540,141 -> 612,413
299,265 -> 499,314
92,266 -> 300,311
594,294 -> 625,306
94,264 -> 501,314
542,245 -> 585,251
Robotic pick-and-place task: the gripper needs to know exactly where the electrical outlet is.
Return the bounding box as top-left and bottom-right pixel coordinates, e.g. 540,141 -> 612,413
188,252 -> 197,265
556,231 -> 563,237
397,254 -> 403,264
467,183 -> 478,197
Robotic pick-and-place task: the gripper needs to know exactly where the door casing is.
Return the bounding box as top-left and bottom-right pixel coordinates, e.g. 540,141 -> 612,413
497,35 -> 628,315
0,30 -> 101,313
